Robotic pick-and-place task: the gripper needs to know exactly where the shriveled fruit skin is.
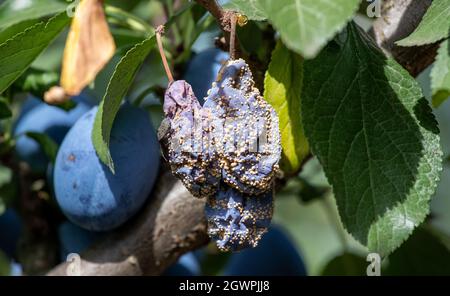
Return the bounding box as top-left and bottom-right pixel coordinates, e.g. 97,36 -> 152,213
161,58 -> 281,252
162,60 -> 281,198
204,59 -> 281,196
160,80 -> 221,198
205,182 -> 273,252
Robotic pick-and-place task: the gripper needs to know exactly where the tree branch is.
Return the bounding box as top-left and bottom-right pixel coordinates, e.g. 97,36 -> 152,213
370,0 -> 436,77
47,168 -> 208,276
47,0 -> 438,276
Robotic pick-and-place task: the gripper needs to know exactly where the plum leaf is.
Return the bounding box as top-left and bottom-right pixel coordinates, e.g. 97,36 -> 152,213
397,0 -> 450,47
227,0 -> 267,21
321,253 -> 367,276
229,0 -> 360,58
25,132 -> 58,164
92,36 -> 156,173
0,19 -> 40,44
0,97 -> 11,119
431,39 -> 450,107
0,0 -> 67,29
0,12 -> 70,95
384,228 -> 450,275
264,40 -> 309,175
302,23 -> 442,256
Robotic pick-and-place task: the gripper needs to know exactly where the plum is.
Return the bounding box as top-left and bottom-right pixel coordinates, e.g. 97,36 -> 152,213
0,208 -> 22,258
183,48 -> 229,102
160,80 -> 221,198
163,252 -> 201,276
203,58 -> 281,196
222,226 -> 307,276
205,183 -> 273,252
14,95 -> 93,173
54,104 -> 160,231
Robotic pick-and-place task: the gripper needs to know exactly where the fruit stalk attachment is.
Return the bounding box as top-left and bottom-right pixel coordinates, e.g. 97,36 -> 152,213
156,25 -> 174,83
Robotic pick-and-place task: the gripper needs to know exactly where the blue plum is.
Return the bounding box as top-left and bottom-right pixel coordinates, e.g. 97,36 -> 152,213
14,95 -> 94,173
222,226 -> 307,276
54,104 -> 160,231
163,252 -> 201,276
58,221 -> 102,260
0,208 -> 22,258
183,48 -> 229,102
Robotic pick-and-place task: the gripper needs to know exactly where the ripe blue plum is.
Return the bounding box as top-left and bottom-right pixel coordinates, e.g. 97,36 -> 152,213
14,95 -> 93,173
58,221 -> 102,260
183,48 -> 229,102
222,226 -> 307,276
54,104 -> 160,231
0,209 -> 22,258
163,252 -> 201,276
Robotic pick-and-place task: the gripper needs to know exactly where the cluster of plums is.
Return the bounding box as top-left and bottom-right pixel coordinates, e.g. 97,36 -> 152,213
0,47 -> 290,276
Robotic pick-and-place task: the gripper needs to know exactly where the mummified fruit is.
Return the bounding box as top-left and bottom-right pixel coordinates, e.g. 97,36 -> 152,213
159,80 -> 221,198
161,59 -> 281,198
203,59 -> 281,195
205,182 -> 273,252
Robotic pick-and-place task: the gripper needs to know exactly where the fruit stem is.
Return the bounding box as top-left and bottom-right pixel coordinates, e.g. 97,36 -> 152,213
229,13 -> 237,60
156,25 -> 174,83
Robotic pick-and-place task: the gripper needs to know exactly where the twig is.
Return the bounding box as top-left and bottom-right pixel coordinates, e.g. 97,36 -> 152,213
194,0 -> 241,58
229,14 -> 237,60
370,0 -> 436,77
156,26 -> 174,83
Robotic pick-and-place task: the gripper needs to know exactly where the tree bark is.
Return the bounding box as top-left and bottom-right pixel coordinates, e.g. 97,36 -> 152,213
47,169 -> 208,276
370,0 -> 436,77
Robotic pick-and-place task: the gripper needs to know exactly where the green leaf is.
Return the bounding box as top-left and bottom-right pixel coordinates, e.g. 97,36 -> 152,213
0,12 -> 70,95
302,23 -> 442,256
397,0 -> 450,47
264,40 -> 309,175
227,0 -> 267,21
92,36 -> 156,172
0,19 -> 40,44
385,228 -> 450,275
0,0 -> 67,29
0,97 -> 12,119
321,253 -> 367,276
13,68 -> 59,99
431,39 -> 450,107
261,0 -> 360,59
228,0 -> 360,58
26,132 -> 59,164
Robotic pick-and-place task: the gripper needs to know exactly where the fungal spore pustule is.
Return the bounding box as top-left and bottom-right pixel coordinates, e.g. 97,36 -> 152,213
204,58 -> 281,196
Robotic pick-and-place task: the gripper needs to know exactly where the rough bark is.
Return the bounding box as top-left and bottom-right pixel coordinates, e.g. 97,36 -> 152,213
370,0 -> 436,77
47,169 -> 208,276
